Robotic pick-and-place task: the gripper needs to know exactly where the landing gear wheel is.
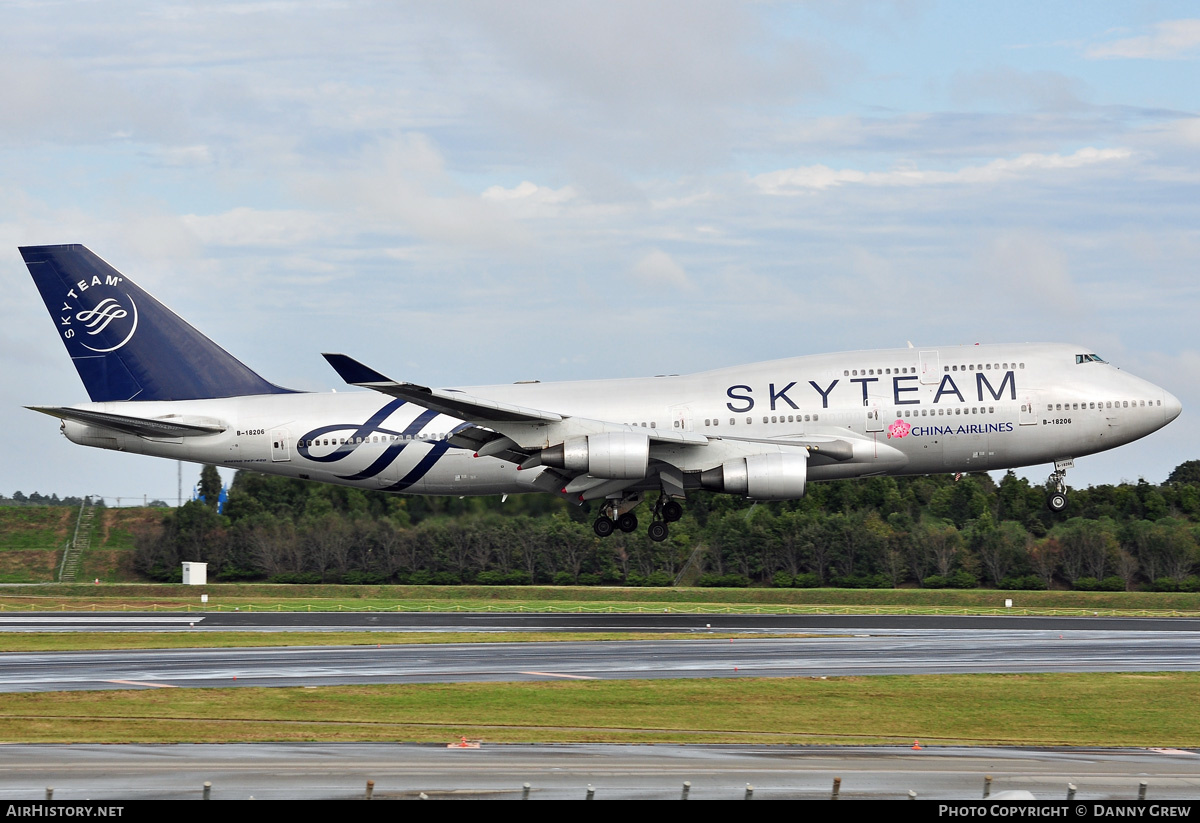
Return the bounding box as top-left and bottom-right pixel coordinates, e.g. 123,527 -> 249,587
647,521 -> 669,542
662,500 -> 683,523
617,512 -> 639,533
1046,463 -> 1070,513
593,517 -> 615,538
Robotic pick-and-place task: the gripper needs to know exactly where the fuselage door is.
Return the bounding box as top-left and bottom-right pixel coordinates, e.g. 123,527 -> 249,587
865,405 -> 884,433
669,404 -> 694,433
271,428 -> 291,462
919,350 -> 940,385
1019,394 -> 1039,426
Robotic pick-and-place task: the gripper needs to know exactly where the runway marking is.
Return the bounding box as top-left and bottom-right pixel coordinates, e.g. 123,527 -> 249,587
520,671 -> 597,680
104,680 -> 178,688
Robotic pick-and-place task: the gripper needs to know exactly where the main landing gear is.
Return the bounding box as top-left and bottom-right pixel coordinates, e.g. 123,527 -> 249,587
593,493 -> 683,542
1046,458 -> 1073,512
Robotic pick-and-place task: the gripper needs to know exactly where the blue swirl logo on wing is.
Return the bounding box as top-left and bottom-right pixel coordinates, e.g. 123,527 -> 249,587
297,399 -> 470,491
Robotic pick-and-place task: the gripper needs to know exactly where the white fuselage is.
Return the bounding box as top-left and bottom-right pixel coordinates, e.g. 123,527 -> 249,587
55,343 -> 1181,496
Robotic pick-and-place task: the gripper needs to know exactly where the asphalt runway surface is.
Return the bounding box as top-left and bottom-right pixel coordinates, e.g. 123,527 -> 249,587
3,743 -> 1199,801
2,613 -> 1200,691
3,614 -> 1199,801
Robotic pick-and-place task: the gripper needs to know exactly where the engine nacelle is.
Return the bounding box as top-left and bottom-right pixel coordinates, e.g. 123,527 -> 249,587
540,432 -> 650,479
700,452 -> 808,500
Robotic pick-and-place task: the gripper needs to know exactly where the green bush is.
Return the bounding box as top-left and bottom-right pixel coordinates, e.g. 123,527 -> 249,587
697,573 -> 750,588
268,572 -> 322,584
1000,575 -> 1047,591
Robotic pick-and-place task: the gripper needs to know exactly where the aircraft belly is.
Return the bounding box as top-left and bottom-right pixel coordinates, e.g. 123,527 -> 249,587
401,452 -> 520,495
942,431 -> 988,470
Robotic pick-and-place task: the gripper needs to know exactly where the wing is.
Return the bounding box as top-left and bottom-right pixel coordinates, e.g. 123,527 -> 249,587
322,354 -> 563,423
322,353 -> 709,448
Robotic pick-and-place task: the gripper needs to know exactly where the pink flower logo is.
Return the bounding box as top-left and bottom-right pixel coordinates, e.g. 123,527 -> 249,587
887,419 -> 911,439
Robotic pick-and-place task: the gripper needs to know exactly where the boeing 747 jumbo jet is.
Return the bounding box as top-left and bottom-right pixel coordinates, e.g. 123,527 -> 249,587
21,245 -> 1182,541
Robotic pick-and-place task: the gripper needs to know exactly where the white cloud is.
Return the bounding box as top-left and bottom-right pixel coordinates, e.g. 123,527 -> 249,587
481,181 -> 577,218
144,145 -> 214,167
482,181 -> 574,203
181,207 -> 337,247
753,147 -> 1133,194
975,232 -> 1081,316
1086,19 -> 1200,60
630,249 -> 690,289
292,134 -> 529,252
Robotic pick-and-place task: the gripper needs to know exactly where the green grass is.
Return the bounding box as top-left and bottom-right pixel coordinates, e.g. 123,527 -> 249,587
0,507 -> 70,550
0,672 -> 1194,746
2,583 -> 1199,616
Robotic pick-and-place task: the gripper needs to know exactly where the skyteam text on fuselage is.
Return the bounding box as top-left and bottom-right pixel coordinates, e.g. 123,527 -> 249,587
21,245 -> 1183,541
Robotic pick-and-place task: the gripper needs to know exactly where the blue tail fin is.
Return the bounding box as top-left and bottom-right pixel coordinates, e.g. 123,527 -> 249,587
21,244 -> 296,402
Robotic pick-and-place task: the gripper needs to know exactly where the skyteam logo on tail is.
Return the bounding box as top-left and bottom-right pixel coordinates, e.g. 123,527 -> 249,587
60,275 -> 139,353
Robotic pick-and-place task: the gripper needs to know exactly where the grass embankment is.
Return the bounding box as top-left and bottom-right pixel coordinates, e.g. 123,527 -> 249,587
0,507 -> 71,583
0,672 -> 1193,746
3,583 -> 1200,615
0,507 -> 154,583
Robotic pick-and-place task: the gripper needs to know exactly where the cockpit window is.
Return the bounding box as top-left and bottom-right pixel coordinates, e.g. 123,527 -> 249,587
1075,354 -> 1108,364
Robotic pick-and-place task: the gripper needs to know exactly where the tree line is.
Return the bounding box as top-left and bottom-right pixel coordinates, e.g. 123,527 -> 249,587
129,462 -> 1200,590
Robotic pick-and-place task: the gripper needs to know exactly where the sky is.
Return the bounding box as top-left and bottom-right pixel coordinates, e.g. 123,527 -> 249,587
2,1 -> 1198,504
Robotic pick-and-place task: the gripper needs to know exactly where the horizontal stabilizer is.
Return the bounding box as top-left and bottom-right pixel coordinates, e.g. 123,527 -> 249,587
28,406 -> 227,438
322,353 -> 564,423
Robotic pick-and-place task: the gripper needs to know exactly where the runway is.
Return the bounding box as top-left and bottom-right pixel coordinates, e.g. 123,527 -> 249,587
2,743 -> 1199,800
3,614 -> 1199,801
2,614 -> 1200,691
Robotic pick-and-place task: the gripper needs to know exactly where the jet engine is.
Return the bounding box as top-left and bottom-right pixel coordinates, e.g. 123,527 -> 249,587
540,432 -> 650,479
700,451 -> 808,500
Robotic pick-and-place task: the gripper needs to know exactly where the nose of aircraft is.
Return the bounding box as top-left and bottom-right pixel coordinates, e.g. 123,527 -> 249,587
1164,389 -> 1183,423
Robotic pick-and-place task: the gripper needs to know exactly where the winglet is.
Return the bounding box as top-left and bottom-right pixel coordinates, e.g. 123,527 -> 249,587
322,353 -> 403,387
321,353 -> 563,423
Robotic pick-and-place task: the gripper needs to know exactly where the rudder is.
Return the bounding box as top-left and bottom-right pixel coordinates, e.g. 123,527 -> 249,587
21,244 -> 295,402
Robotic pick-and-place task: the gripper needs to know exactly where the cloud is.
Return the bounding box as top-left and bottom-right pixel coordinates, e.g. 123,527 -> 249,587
481,181 -> 577,218
950,68 -> 1089,111
1086,19 -> 1200,60
975,232 -> 1081,316
143,145 -> 214,168
630,249 -> 690,288
181,207 -> 337,247
292,134 -> 529,252
753,147 -> 1133,193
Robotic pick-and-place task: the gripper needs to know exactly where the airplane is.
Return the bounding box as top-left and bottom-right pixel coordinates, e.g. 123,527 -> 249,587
20,244 -> 1183,541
